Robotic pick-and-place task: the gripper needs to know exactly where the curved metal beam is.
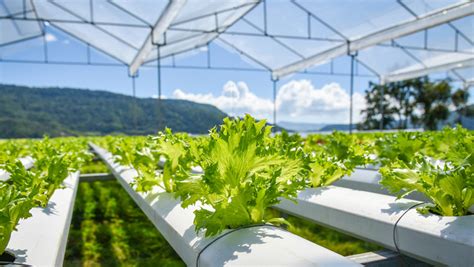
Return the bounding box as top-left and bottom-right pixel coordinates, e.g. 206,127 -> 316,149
382,57 -> 474,83
129,0 -> 186,76
273,1 -> 474,79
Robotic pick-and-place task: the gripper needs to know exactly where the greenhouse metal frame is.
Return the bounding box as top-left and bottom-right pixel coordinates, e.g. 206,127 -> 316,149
1,0 -> 474,266
2,1 -> 473,117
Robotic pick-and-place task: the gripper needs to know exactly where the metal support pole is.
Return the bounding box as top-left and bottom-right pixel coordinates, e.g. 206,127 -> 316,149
43,33 -> 48,63
379,80 -> 384,130
349,53 -> 356,134
454,30 -> 459,52
263,0 -> 268,35
307,12 -> 311,38
157,46 -> 162,100
272,78 -> 278,128
207,43 -> 211,68
130,72 -> 138,130
424,29 -> 428,49
86,43 -> 91,64
155,44 -> 164,131
132,74 -> 136,97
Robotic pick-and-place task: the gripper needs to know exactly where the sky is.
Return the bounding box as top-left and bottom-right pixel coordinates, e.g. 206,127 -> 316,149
0,24 -> 376,125
1,1 -> 472,125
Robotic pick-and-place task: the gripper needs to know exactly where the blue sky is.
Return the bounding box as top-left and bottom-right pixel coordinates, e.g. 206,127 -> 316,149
0,24 -> 380,124
1,1 -> 471,125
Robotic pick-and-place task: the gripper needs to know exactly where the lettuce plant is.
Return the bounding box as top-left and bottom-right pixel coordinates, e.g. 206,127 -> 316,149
380,154 -> 473,216
307,132 -> 370,187
380,127 -> 473,216
178,115 -> 307,236
0,138 -> 92,255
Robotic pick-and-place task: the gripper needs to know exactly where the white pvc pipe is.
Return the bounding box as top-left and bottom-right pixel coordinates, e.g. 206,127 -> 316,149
275,186 -> 474,267
6,172 -> 80,266
90,143 -> 360,267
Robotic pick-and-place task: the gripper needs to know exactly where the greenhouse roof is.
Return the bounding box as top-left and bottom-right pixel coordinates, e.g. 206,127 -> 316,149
1,0 -> 473,84
1,0 -> 259,75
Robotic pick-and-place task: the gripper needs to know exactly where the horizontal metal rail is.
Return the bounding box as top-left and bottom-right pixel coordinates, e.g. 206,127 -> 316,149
89,143 -> 360,267
347,249 -> 429,266
79,172 -> 115,182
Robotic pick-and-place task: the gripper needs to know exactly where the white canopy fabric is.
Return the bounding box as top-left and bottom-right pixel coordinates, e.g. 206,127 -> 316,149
1,0 -> 473,83
1,0 -> 259,75
217,0 -> 474,82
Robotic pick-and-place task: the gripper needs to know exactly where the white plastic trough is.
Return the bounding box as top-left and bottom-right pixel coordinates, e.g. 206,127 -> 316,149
90,143 -> 361,267
0,156 -> 35,181
335,168 -> 474,213
334,168 -> 428,202
150,155 -> 474,264
274,186 -> 474,267
6,171 -> 80,266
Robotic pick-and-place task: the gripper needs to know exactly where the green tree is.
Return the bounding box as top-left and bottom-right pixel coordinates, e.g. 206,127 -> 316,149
358,82 -> 396,130
412,78 -> 451,130
451,88 -> 470,124
389,79 -> 419,129
360,77 -> 461,131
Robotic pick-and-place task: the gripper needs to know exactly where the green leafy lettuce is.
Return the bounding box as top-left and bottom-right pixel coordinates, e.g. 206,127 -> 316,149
178,115 -> 308,237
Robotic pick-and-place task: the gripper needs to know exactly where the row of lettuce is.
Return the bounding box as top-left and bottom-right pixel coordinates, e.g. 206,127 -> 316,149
0,115 -> 472,254
0,138 -> 92,255
93,115 -> 472,238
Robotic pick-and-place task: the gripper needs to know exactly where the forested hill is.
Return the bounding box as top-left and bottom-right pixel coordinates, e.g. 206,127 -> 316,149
0,84 -> 228,138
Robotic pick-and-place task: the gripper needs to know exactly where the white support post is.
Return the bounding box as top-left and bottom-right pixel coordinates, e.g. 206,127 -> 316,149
128,0 -> 186,76
272,1 -> 474,79
89,143 -> 361,267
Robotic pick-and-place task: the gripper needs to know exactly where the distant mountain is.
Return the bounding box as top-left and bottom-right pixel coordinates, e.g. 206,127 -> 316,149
321,106 -> 474,132
0,84 -> 228,138
319,124 -> 357,132
278,121 -> 326,132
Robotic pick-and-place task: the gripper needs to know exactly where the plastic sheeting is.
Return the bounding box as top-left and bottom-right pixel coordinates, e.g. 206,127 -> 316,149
215,0 -> 473,82
1,0 -> 472,83
1,0 -> 259,73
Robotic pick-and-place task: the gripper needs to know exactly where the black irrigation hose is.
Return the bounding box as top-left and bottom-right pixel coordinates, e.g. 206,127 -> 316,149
392,202 -> 425,267
195,223 -> 283,267
195,203 -> 427,267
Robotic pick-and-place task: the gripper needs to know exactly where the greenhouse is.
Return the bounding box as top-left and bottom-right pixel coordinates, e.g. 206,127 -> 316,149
0,0 -> 473,266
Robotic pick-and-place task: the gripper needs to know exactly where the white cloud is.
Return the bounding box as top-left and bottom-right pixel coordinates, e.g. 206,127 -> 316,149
276,80 -> 366,123
45,33 -> 57,42
173,81 -> 273,119
172,80 -> 366,123
151,94 -> 167,99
